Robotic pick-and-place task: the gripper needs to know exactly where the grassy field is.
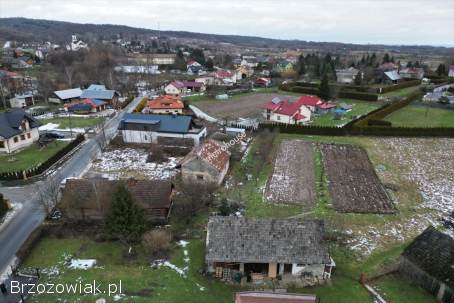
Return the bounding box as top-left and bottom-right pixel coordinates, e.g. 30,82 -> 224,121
381,85 -> 422,98
384,105 -> 454,127
0,141 -> 69,172
311,99 -> 382,127
38,116 -> 104,129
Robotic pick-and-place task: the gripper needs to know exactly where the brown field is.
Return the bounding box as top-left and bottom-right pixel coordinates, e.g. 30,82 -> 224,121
321,144 -> 395,214
265,140 -> 316,208
195,93 -> 298,119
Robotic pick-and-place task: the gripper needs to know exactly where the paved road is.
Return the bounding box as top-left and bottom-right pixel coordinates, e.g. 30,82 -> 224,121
0,97 -> 142,276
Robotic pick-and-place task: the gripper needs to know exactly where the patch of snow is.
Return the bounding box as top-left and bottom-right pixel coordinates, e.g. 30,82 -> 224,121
178,240 -> 189,248
189,105 -> 218,122
38,123 -> 60,131
68,259 -> 97,270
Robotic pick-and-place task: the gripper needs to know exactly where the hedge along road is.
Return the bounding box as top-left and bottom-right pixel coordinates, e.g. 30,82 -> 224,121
0,96 -> 143,277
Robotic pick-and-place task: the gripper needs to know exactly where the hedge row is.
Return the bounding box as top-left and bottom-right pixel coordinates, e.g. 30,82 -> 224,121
290,86 -> 320,96
0,134 -> 86,181
338,91 -> 379,101
259,123 -> 346,136
295,81 -> 319,88
133,97 -> 148,113
377,80 -> 421,94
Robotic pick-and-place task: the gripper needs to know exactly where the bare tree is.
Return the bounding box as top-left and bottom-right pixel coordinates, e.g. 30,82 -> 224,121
64,66 -> 74,88
36,179 -> 61,216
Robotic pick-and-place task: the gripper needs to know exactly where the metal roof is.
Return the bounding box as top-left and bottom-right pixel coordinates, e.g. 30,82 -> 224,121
384,70 -> 402,81
86,84 -> 107,91
121,113 -> 193,133
80,89 -> 116,100
54,88 -> 83,100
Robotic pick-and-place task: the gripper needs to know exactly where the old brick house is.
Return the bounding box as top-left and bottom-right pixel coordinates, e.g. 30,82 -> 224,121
399,227 -> 454,303
206,217 -> 335,286
59,178 -> 174,223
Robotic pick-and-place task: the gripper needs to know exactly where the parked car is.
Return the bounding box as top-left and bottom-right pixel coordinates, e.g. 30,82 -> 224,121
42,132 -> 65,139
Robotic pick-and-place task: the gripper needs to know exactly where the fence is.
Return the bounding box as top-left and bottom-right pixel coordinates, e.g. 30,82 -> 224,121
0,134 -> 85,181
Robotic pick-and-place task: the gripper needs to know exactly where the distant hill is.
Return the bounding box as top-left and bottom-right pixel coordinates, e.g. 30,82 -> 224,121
1,17 -> 453,55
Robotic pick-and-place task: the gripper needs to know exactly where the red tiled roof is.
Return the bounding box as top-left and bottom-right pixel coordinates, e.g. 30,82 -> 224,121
181,139 -> 230,172
211,70 -> 234,78
296,95 -> 322,107
262,98 -> 307,119
147,95 -> 184,110
318,102 -> 336,109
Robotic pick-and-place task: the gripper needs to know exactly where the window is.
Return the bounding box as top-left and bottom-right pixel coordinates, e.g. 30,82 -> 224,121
27,133 -> 31,139
20,134 -> 26,141
197,175 -> 204,180
0,141 -> 4,148
13,137 -> 18,143
277,115 -> 280,121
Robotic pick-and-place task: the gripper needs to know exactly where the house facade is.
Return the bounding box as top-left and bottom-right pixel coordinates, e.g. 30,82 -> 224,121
180,139 -> 230,185
144,95 -> 184,115
119,113 -> 207,146
399,67 -> 424,80
65,98 -> 107,114
9,93 -> 34,108
0,109 -> 41,153
165,81 -> 206,96
399,227 -> 454,303
335,67 -> 360,84
59,178 -> 174,223
206,217 -> 334,286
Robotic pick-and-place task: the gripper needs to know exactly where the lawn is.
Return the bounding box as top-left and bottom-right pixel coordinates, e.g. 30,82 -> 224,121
381,85 -> 422,98
38,116 -> 104,129
384,105 -> 454,127
311,99 -> 382,127
0,141 -> 69,173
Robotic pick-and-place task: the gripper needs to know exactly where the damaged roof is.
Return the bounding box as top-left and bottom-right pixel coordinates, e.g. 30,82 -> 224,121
206,217 -> 330,264
181,139 -> 230,172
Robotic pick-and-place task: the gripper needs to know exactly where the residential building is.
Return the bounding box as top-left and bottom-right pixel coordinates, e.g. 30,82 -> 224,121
399,67 -> 424,80
187,60 -> 205,75
180,139 -> 230,185
255,77 -> 272,87
0,109 -> 41,153
65,98 -> 107,114
399,227 -> 454,303
51,88 -> 83,103
210,70 -> 238,86
119,113 -> 207,146
235,292 -> 318,303
335,67 -> 360,84
80,85 -> 119,104
236,66 -> 254,80
9,93 -> 34,108
449,66 -> 454,78
144,95 -> 184,114
164,81 -> 206,96
383,70 -> 402,84
149,54 -> 176,65
59,178 -> 174,223
206,217 -> 334,286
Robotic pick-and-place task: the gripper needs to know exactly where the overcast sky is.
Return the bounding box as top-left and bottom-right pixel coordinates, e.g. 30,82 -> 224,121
1,0 -> 454,46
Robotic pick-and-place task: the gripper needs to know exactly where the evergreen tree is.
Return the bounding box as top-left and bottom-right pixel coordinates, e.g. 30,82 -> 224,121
0,193 -> 9,218
406,61 -> 413,68
173,50 -> 187,71
319,72 -> 331,100
382,53 -> 391,63
190,48 -> 206,66
296,54 -> 306,76
205,57 -> 214,71
436,64 -> 447,76
354,72 -> 362,85
105,184 -> 146,247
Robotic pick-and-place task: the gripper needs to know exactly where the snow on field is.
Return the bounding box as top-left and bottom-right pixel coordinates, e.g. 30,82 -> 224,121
68,259 -> 97,270
90,148 -> 181,180
38,122 -> 86,133
344,138 -> 454,256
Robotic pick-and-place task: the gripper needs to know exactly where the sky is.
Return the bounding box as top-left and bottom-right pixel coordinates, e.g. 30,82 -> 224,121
1,0 -> 454,46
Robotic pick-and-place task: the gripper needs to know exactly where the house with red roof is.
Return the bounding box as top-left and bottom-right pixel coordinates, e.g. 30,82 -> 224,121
165,81 -> 206,96
144,95 -> 184,115
262,96 -> 334,124
180,139 -> 231,185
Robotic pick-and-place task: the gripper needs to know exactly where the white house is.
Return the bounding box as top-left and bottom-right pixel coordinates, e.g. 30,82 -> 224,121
9,93 -> 34,108
164,81 -> 206,96
67,35 -> 88,51
0,109 -> 41,153
335,67 -> 361,84
119,113 -> 207,146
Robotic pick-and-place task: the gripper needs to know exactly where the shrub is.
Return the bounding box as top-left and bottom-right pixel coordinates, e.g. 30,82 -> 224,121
338,91 -> 379,101
377,80 -> 421,94
142,229 -> 172,255
290,86 -> 320,96
134,97 -> 148,113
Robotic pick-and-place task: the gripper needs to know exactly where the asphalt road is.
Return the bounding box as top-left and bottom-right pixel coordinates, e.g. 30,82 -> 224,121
0,97 -> 142,275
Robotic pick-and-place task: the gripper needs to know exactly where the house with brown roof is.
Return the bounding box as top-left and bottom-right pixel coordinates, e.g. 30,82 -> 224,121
144,95 -> 184,115
206,217 -> 334,286
164,81 -> 206,96
59,178 -> 174,223
180,139 -> 230,185
235,292 -> 318,303
399,227 -> 454,303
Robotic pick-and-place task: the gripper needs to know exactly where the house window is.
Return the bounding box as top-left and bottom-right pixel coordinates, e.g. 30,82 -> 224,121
277,115 -> 280,121
20,134 -> 26,141
14,137 -> 19,143
0,141 -> 4,148
197,175 -> 204,180
27,133 -> 31,139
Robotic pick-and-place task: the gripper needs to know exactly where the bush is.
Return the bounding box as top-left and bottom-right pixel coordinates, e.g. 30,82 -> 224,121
142,229 -> 172,255
377,80 -> 421,94
290,86 -> 320,96
338,91 -> 379,101
133,97 -> 148,113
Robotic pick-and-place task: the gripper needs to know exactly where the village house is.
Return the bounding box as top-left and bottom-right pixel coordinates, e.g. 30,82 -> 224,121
274,60 -> 294,73
449,65 -> 454,78
59,178 -> 174,223
399,67 -> 424,80
255,77 -> 272,87
80,85 -> 119,105
210,69 -> 238,86
67,34 -> 88,51
206,217 -> 334,286
164,81 -> 206,96
383,70 -> 402,84
236,66 -> 254,80
180,139 -> 230,185
335,67 -> 361,84
9,93 -> 34,108
399,227 -> 454,303
187,60 -> 205,75
65,98 -> 107,114
0,109 -> 41,153
235,292 -> 318,303
0,69 -> 25,96
119,113 -> 207,146
50,88 -> 83,104
143,95 -> 184,115
241,56 -> 258,68
262,96 -> 335,125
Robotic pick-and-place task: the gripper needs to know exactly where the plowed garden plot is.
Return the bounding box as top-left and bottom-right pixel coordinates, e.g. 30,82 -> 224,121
321,144 -> 395,214
265,140 -> 316,208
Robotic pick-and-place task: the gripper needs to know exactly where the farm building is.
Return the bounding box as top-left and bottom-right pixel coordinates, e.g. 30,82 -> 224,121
119,113 -> 207,146
59,178 -> 174,223
50,88 -> 83,103
235,291 -> 318,303
399,227 -> 454,303
180,139 -> 230,185
206,217 -> 334,286
144,95 -> 184,115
